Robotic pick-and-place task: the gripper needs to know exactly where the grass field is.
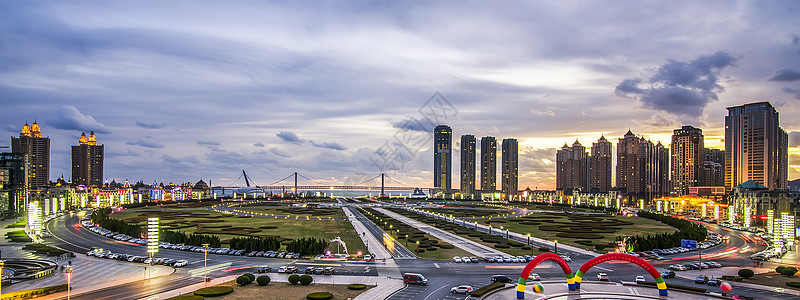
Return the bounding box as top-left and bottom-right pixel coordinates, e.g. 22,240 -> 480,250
172,280 -> 373,300
110,208 -> 368,256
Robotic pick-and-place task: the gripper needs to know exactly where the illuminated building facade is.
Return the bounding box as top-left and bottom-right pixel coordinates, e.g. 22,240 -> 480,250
71,131 -> 104,187
671,125 -> 704,195
501,138 -> 518,200
0,152 -> 27,218
460,135 -> 476,198
480,136 -> 497,194
616,130 -> 669,198
11,122 -> 50,189
556,140 -> 589,191
725,102 -> 788,190
433,125 -> 452,192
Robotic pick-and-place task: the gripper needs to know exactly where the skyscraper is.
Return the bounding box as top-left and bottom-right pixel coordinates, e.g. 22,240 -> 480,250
460,134 -> 476,199
671,126 -> 704,195
433,125 -> 452,192
480,136 -> 497,194
556,140 -> 589,191
501,138 -> 518,200
617,130 -> 669,197
590,135 -> 612,192
0,152 -> 27,218
71,131 -> 104,187
11,122 -> 50,189
725,102 -> 788,190
700,148 -> 725,186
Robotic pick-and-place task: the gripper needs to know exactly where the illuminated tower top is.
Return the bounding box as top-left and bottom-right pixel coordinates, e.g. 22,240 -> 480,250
79,132 -> 88,145
20,123 -> 31,137
88,131 -> 97,145
31,121 -> 41,137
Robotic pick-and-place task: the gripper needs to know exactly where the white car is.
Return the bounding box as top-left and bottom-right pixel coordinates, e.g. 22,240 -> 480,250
450,285 -> 473,294
453,256 -> 462,263
560,255 -> 572,262
173,260 -> 188,267
635,276 -> 646,283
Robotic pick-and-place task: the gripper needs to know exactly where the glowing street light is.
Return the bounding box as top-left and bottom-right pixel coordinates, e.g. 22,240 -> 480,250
203,244 -> 210,284
554,240 -> 558,254
65,265 -> 73,300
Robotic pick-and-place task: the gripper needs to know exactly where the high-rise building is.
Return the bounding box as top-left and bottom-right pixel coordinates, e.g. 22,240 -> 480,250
700,148 -> 725,186
556,140 -> 589,191
590,135 -> 613,192
460,134 -> 476,199
616,130 -> 669,197
671,126 -> 704,195
480,136 -> 497,193
433,125 -> 452,192
501,138 -> 518,200
0,152 -> 27,218
11,122 -> 50,189
725,102 -> 788,190
71,131 -> 104,187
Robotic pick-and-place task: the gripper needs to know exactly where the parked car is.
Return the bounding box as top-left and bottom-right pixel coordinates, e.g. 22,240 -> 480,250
453,256 -> 462,263
597,273 -> 609,281
528,273 -> 541,281
173,260 -> 188,268
285,266 -> 298,273
277,266 -> 288,273
695,275 -> 709,284
684,264 -> 700,270
635,276 -> 646,283
323,267 -> 335,275
315,268 -> 325,275
257,266 -> 272,273
470,257 -> 479,263
403,273 -> 428,285
450,285 -> 473,294
560,255 -> 572,262
491,275 -> 513,283
661,270 -> 676,279
305,267 -> 315,274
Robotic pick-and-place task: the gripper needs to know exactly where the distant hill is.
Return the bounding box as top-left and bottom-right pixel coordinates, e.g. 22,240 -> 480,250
790,179 -> 800,191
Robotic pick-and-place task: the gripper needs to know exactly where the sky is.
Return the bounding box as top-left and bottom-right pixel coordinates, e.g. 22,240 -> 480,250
2,1 -> 800,190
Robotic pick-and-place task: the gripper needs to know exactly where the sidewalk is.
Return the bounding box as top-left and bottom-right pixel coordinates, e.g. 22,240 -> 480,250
149,273 -> 405,300
374,207 -> 511,257
405,207 -> 600,258
674,267 -> 800,296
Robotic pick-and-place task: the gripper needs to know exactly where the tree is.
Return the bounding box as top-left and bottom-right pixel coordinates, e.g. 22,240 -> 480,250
738,269 -> 754,279
256,275 -> 271,286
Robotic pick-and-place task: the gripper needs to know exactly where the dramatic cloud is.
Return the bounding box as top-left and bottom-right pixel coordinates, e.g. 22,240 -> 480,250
782,87 -> 800,99
46,106 -> 111,134
392,118 -> 435,133
310,140 -> 348,151
197,140 -> 220,146
126,139 -> 165,148
136,120 -> 167,129
270,147 -> 292,158
616,51 -> 738,117
768,68 -> 800,82
276,131 -> 304,145
253,143 -> 265,147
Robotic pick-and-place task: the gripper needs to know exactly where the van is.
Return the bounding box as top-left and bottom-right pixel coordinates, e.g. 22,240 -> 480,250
403,273 -> 428,285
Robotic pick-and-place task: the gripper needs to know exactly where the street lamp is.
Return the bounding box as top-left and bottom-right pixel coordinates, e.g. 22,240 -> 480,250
527,234 -> 532,256
554,240 -> 558,255
489,225 -> 492,235
405,234 -> 409,247
65,265 -> 73,300
203,244 -> 210,284
416,241 -> 420,254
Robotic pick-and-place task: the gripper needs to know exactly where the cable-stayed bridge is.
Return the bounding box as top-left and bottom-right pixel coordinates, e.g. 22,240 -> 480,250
211,170 -> 430,195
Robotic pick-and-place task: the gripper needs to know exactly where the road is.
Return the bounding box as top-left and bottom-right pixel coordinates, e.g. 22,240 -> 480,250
35,206 -> 800,300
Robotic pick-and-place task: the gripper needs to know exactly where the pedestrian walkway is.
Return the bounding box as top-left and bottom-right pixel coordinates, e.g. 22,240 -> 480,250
374,207 -> 511,257
148,273 -> 404,300
404,207 -> 600,258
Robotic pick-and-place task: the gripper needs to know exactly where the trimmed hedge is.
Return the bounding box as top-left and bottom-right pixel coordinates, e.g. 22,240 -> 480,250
470,282 -> 505,297
738,269 -> 754,279
299,274 -> 313,285
348,284 -> 367,290
787,282 -> 800,288
194,286 -> 234,297
288,274 -> 301,285
0,284 -> 68,300
782,268 -> 798,277
236,275 -> 252,285
306,292 -> 333,300
256,275 -> 271,286
165,295 -> 204,300
243,273 -> 255,282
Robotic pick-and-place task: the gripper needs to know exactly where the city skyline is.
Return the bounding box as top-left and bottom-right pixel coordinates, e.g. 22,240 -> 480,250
2,1 -> 800,189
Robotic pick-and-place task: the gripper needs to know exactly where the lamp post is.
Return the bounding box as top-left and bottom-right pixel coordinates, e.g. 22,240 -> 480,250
405,234 -> 408,247
489,225 -> 492,235
203,244 -> 210,284
555,240 -> 558,255
416,241 -> 419,254
527,234 -> 532,256
389,224 -> 393,238
65,265 -> 73,300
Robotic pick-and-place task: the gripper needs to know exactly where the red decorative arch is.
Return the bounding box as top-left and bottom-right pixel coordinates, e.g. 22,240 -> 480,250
516,253 -> 574,299
574,253 -> 667,296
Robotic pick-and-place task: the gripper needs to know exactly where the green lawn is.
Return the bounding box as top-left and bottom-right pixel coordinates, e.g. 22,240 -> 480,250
110,209 -> 368,256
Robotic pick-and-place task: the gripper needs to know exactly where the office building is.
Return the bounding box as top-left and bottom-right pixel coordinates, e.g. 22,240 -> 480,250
700,148 -> 725,187
617,130 -> 669,197
71,131 -> 104,187
725,102 -> 788,190
0,152 -> 27,218
556,140 -> 589,191
460,134 -> 476,198
433,125 -> 452,192
590,135 -> 613,192
480,136 -> 497,193
11,122 -> 50,189
671,126 -> 704,195
501,138 -> 518,200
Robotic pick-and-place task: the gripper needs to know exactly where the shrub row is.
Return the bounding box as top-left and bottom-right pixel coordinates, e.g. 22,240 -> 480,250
0,284 -> 68,300
470,282 -> 505,297
194,286 -> 233,297
91,208 -> 142,237
229,236 -> 281,252
286,237 -> 328,256
161,229 -> 222,248
623,211 -> 707,251
306,292 -> 333,300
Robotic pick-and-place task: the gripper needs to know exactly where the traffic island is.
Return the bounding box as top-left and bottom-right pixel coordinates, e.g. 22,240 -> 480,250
167,279 -> 374,300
